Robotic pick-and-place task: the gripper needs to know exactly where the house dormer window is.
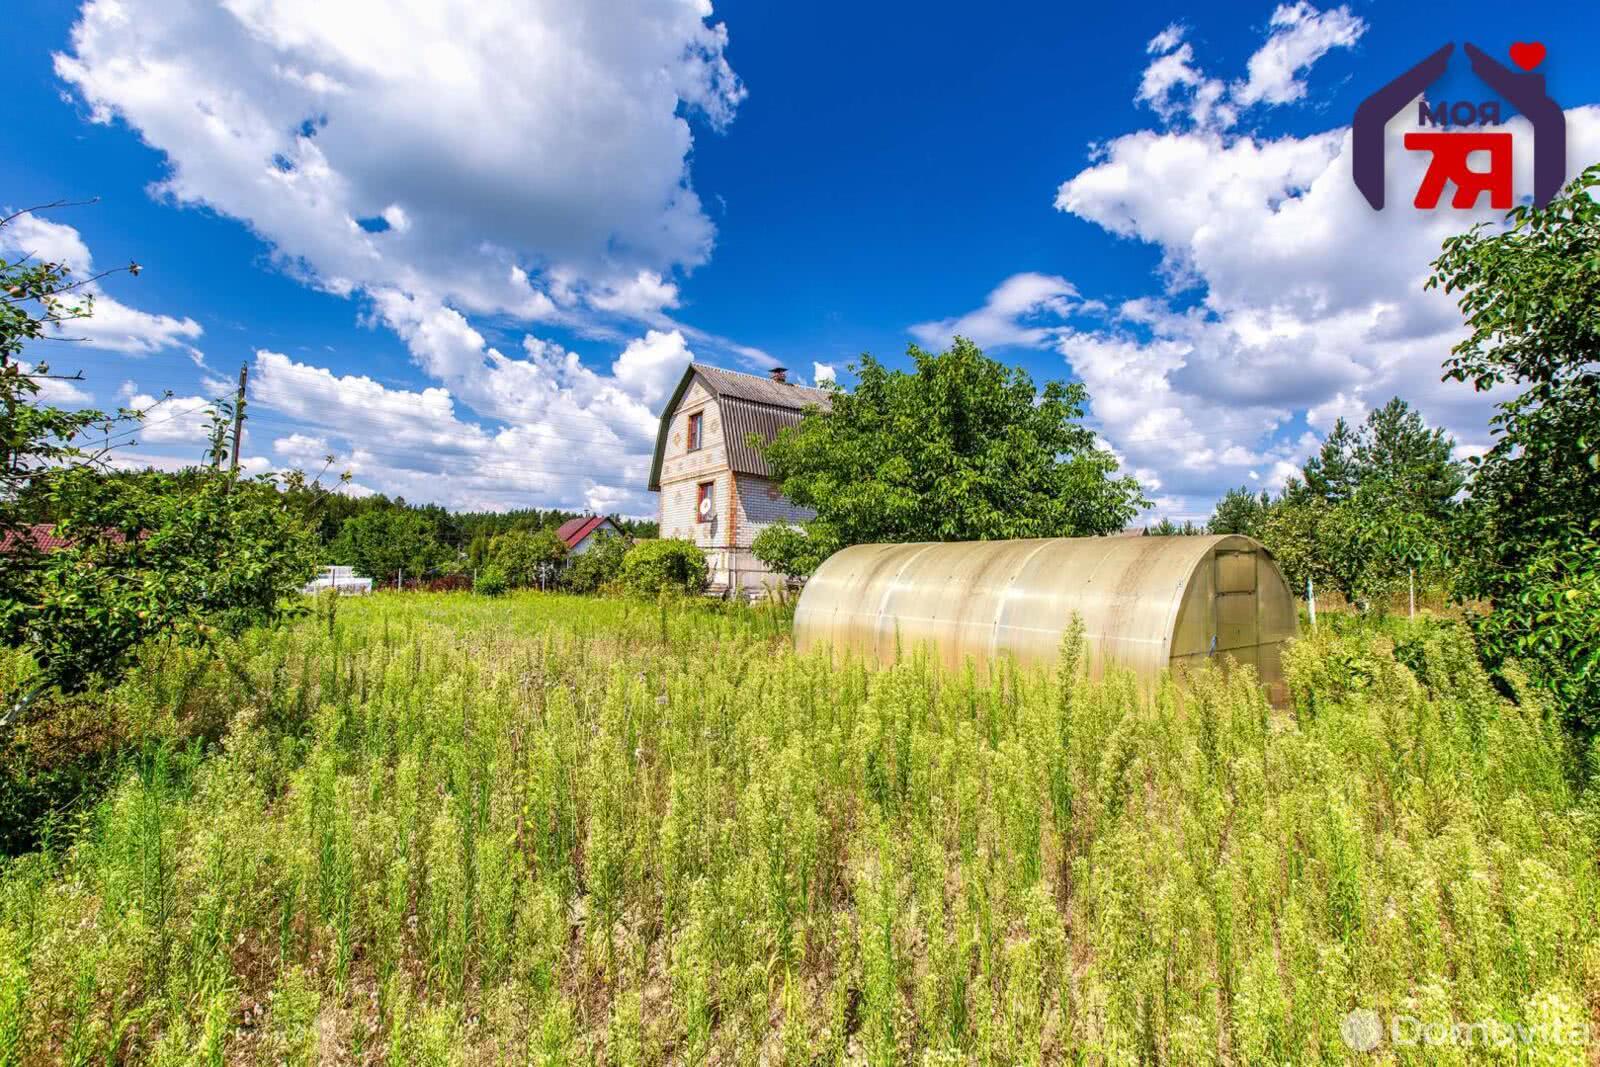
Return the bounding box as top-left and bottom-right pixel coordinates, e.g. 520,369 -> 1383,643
687,411 -> 703,451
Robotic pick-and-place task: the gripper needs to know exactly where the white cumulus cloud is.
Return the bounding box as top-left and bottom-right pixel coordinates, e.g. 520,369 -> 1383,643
1233,2 -> 1366,107
925,6 -> 1600,520
1135,2 -> 1364,130
51,0 -> 750,514
54,0 -> 746,324
0,213 -> 203,357
910,272 -> 1081,350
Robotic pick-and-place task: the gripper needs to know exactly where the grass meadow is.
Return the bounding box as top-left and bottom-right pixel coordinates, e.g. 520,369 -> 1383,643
1,591 -> 1597,1065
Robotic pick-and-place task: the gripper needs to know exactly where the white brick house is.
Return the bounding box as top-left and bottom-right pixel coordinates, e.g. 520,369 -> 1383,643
648,363 -> 830,595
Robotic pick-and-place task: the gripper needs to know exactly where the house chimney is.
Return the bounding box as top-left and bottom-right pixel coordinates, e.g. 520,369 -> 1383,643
769,366 -> 788,384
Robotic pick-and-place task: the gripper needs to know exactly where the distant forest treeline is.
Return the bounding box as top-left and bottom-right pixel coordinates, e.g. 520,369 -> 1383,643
18,467 -> 658,559
304,490 -> 658,551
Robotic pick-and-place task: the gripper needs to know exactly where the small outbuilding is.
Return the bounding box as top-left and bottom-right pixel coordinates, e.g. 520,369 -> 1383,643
555,515 -> 627,556
793,534 -> 1297,701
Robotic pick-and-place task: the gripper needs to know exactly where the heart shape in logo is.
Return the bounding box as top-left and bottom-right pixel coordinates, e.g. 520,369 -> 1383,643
1509,41 -> 1546,71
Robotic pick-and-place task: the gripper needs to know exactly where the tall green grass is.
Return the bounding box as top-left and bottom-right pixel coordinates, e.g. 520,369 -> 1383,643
0,591 -> 1595,1064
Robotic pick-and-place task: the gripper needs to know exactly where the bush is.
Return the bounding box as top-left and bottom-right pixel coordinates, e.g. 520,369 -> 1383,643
620,539 -> 708,596
1469,533 -> 1600,738
489,529 -> 567,589
750,521 -> 830,581
565,533 -> 631,594
473,566 -> 509,596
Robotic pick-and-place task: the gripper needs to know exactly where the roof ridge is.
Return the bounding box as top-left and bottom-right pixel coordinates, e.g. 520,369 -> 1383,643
693,361 -> 830,392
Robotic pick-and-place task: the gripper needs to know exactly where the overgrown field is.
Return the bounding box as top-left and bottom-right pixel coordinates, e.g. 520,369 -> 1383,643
2,592 -> 1598,1065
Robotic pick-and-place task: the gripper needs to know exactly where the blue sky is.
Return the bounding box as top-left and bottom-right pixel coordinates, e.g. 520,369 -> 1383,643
4,1 -> 1599,520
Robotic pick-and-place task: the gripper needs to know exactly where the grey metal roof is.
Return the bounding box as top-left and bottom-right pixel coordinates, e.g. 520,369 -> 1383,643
647,363 -> 832,490
691,363 -> 833,411
719,396 -> 802,478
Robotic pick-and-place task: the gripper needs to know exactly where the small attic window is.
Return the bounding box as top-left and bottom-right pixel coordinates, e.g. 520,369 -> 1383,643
687,411 -> 703,451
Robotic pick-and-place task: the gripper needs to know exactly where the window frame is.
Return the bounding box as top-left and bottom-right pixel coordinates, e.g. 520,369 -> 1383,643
686,410 -> 703,452
696,480 -> 715,523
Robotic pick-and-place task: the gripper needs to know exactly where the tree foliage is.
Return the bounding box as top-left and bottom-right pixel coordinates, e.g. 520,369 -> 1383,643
2,210 -> 134,547
1299,397 -> 1465,515
564,531 -> 632,594
329,508 -> 443,584
489,528 -> 568,589
753,338 -> 1146,576
1143,517 -> 1204,536
1208,486 -> 1273,538
2,206 -> 318,721
1428,162 -> 1600,734
6,466 -> 318,697
621,539 -> 708,596
1252,398 -> 1463,605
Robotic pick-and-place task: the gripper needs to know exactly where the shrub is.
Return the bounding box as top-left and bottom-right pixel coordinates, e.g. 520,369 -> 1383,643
489,529 -> 567,589
750,521 -> 829,581
473,566 -> 509,596
620,539 -> 708,596
564,533 -> 631,594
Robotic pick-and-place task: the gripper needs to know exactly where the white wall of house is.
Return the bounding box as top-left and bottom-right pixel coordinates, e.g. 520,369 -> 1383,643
732,472 -> 814,592
569,523 -> 622,557
655,379 -> 815,595
658,381 -> 735,588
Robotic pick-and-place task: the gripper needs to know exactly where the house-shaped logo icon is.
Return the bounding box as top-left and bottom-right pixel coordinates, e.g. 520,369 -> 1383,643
1353,43 -> 1564,210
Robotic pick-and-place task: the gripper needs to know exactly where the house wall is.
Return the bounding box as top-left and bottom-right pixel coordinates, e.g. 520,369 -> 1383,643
657,385 -> 737,589
730,473 -> 815,593
568,521 -> 623,557
654,379 -> 818,596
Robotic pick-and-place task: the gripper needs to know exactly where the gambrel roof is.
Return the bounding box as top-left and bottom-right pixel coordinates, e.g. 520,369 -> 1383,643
647,363 -> 831,491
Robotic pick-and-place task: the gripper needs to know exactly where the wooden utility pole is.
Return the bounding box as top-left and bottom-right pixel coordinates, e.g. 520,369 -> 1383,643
228,363 -> 248,473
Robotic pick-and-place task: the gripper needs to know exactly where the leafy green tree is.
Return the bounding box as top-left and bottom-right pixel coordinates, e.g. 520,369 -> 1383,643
8,465 -> 318,701
329,508 -> 442,584
2,206 -> 318,727
466,532 -> 493,570
489,528 -> 567,589
1300,398 -> 1464,515
1259,399 -> 1463,607
1208,486 -> 1273,538
754,338 -> 1146,576
1143,517 -> 1204,536
1428,163 -> 1600,734
564,531 -> 631,594
621,539 -> 708,596
3,206 -> 138,548
1256,497 -> 1329,598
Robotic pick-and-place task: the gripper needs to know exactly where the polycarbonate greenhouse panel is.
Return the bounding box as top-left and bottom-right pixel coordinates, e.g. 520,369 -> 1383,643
793,534 -> 1297,703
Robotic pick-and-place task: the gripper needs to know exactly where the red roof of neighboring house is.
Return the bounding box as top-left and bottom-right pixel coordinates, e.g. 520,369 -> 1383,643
555,515 -> 619,549
0,523 -> 133,553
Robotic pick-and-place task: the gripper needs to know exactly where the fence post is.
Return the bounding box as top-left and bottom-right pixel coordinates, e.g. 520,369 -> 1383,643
1409,568 -> 1415,619
1307,578 -> 1317,629
399,566 -> 403,591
